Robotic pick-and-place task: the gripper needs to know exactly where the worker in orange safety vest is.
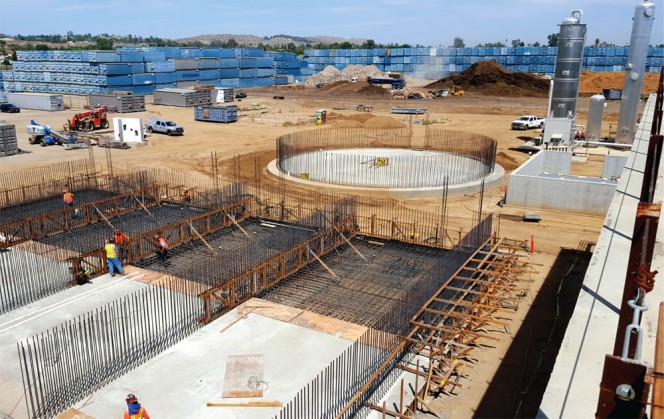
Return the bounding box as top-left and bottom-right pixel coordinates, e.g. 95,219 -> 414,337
114,229 -> 130,262
124,393 -> 150,419
63,189 -> 74,208
154,233 -> 169,261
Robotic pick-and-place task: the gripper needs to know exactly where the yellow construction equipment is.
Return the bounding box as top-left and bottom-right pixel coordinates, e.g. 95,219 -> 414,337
450,85 -> 465,96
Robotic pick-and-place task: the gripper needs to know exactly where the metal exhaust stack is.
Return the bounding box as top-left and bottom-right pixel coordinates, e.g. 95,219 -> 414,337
616,1 -> 656,144
543,10 -> 587,147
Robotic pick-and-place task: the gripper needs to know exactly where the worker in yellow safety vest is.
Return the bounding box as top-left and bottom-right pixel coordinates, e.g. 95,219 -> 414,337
105,238 -> 125,277
124,393 -> 150,419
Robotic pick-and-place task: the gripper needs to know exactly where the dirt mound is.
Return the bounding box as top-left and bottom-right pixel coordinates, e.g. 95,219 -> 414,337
363,116 -> 407,129
320,81 -> 390,97
579,70 -> 660,95
347,114 -> 376,123
426,60 -> 550,97
333,120 -> 364,128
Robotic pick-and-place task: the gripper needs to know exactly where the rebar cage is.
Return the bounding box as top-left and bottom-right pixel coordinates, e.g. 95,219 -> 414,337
276,128 -> 497,188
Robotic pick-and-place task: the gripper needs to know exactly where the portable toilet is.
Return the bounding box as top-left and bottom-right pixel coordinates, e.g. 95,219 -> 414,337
315,109 -> 327,126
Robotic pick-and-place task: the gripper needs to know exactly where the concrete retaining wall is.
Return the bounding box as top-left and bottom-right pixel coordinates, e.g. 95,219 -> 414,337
507,150 -> 618,215
507,174 -> 617,214
602,155 -> 628,179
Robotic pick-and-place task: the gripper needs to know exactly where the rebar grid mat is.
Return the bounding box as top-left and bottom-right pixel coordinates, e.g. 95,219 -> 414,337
262,239 -> 456,328
275,237 -> 533,419
0,188 -> 117,225
135,218 -> 315,286
39,203 -> 206,254
348,237 -> 534,418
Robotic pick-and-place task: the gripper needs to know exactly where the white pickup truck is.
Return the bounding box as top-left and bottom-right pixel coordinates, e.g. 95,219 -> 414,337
511,115 -> 545,130
144,117 -> 184,136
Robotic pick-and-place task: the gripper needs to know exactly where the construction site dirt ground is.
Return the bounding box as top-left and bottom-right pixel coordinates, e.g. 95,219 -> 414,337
0,85 -> 625,417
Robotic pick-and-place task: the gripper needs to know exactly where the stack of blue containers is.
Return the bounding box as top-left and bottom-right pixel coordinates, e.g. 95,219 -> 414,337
1,47 -> 314,95
303,46 -> 664,77
1,46 -> 662,96
264,51 -> 315,84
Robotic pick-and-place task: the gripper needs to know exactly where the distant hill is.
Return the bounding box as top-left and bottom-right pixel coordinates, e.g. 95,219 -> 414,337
175,34 -> 369,46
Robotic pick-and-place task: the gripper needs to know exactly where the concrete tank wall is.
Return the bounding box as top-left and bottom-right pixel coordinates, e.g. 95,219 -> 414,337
602,155 -> 628,179
506,175 -> 617,215
507,150 -> 617,215
511,151 -> 572,176
542,151 -> 573,175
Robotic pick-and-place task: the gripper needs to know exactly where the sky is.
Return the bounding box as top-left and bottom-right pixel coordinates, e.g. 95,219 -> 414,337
0,0 -> 663,47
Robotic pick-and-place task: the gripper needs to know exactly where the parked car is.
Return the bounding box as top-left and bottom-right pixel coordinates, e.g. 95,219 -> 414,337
0,103 -> 20,113
235,91 -> 247,99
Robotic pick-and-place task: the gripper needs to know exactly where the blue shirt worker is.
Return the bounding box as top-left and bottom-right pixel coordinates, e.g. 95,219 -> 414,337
105,238 -> 125,277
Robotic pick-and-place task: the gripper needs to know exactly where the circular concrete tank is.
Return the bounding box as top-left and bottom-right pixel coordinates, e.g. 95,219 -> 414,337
269,128 -> 505,197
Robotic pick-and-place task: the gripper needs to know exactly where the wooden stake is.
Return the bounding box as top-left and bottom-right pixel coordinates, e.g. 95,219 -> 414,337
206,400 -> 283,407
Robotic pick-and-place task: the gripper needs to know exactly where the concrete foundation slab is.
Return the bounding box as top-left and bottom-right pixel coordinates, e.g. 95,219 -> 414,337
70,299 -> 360,419
0,270 -> 150,419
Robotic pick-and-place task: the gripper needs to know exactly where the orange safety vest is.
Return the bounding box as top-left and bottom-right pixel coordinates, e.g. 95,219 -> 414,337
115,232 -> 128,245
157,237 -> 169,249
124,406 -> 148,419
63,192 -> 74,204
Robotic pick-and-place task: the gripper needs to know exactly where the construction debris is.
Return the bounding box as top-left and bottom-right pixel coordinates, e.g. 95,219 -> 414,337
304,64 -> 389,87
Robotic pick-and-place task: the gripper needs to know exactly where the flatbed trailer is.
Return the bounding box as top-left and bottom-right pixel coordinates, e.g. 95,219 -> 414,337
391,107 -> 427,115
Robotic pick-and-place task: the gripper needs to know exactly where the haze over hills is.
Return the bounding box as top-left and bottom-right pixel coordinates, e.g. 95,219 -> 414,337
175,34 -> 370,46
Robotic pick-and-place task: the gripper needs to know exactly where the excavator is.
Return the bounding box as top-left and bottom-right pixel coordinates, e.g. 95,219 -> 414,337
67,107 -> 110,131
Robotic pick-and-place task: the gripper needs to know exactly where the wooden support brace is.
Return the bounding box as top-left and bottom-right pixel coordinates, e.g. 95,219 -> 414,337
317,208 -> 368,262
225,211 -> 251,238
306,243 -> 338,278
188,222 -> 216,254
132,194 -> 154,218
91,203 -> 116,230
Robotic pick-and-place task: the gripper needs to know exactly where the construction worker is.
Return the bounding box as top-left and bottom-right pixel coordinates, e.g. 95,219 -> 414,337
154,233 -> 169,261
182,189 -> 192,203
114,228 -> 130,262
124,393 -> 150,419
105,238 -> 125,277
63,189 -> 74,208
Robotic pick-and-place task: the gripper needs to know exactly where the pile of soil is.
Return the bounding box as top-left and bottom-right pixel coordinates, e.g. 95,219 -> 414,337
579,70 -> 661,95
328,113 -> 406,129
319,80 -> 390,97
363,116 -> 407,129
426,60 -> 550,97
